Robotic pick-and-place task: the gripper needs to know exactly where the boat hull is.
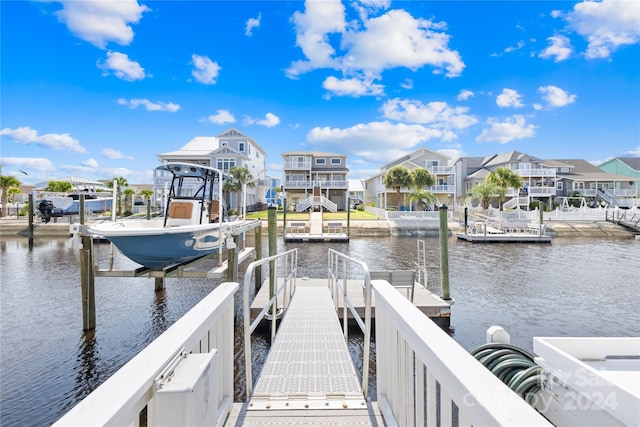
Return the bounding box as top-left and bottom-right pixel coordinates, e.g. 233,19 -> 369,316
89,219 -> 232,269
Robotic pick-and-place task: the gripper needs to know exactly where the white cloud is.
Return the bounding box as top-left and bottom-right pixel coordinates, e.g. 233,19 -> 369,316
496,88 -> 525,108
246,113 -> 281,128
98,51 -> 147,81
204,110 -> 235,124
400,79 -> 413,90
564,0 -> 640,59
0,157 -> 56,173
53,0 -> 149,48
245,13 -> 261,36
82,158 -> 99,168
322,76 -> 384,97
539,35 -> 573,62
286,3 -> 464,96
117,98 -> 180,112
307,121 -> 446,162
621,147 -> 640,157
537,85 -> 577,108
191,54 -> 221,85
504,40 -> 525,54
476,115 -> 537,143
457,89 -> 474,101
381,98 -> 478,131
0,126 -> 86,153
102,148 -> 126,159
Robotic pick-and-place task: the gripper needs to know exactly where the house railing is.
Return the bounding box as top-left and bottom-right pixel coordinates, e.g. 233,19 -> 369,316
53,282 -> 238,427
427,165 -> 455,174
284,180 -> 348,189
372,279 -> 552,426
283,160 -> 312,169
514,168 -> 556,177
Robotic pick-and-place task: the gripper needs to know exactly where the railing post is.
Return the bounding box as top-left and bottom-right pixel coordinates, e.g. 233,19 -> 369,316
254,225 -> 262,290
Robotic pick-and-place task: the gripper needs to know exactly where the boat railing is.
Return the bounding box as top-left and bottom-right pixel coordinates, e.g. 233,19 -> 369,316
372,279 -> 552,426
52,282 -> 238,427
326,249 -> 372,397
242,248 -> 298,399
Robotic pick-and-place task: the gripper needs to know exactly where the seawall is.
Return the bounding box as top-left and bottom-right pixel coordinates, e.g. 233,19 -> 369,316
0,217 -> 636,239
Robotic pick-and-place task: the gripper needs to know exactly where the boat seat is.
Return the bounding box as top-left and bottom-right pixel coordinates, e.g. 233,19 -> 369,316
370,270 -> 416,302
209,200 -> 220,222
167,200 -> 199,226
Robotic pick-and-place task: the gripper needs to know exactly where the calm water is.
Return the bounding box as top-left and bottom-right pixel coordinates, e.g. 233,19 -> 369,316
1,235 -> 639,426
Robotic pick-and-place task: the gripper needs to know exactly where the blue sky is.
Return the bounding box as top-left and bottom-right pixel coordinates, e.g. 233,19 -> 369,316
1,0 -> 639,186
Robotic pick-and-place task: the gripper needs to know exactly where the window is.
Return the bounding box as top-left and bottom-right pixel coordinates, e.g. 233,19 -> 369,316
560,167 -> 569,173
331,158 -> 341,165
426,160 -> 439,168
557,181 -> 563,190
239,142 -> 245,152
217,158 -> 236,171
315,158 -> 326,165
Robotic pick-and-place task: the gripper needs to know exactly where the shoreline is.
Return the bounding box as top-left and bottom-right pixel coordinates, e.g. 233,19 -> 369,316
0,217 -> 636,239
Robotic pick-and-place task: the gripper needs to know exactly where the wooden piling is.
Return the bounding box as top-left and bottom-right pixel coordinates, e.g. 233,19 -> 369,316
439,203 -> 450,300
28,193 -> 34,247
80,234 -> 96,330
254,225 -> 262,290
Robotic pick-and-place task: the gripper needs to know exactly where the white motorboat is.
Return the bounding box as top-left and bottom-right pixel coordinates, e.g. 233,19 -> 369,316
88,162 -> 246,269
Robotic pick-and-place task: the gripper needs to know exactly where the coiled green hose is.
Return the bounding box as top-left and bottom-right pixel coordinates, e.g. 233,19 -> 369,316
471,343 -> 542,403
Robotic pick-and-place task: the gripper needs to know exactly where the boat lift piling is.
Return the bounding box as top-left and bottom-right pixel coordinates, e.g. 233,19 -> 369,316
439,203 -> 451,301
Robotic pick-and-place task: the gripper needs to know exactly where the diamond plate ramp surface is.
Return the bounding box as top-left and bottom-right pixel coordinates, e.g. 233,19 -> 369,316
249,283 -> 365,410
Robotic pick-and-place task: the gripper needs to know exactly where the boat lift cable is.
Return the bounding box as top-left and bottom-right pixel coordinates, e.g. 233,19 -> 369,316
471,343 -> 543,405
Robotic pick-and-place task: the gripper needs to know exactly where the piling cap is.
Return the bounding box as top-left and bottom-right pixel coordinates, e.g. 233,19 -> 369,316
439,203 -> 448,210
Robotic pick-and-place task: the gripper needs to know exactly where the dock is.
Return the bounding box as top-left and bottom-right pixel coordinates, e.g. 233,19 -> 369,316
226,282 -> 384,425
457,222 -> 552,243
251,277 -> 451,326
284,211 -> 349,242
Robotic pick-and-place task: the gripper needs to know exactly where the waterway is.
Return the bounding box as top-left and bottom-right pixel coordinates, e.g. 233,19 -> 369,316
1,235 -> 638,425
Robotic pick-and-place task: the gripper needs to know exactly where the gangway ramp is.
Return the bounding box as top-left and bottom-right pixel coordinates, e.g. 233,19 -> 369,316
226,282 -> 383,425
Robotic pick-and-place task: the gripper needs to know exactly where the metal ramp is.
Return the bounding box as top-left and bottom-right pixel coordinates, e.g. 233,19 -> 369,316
248,283 -> 366,411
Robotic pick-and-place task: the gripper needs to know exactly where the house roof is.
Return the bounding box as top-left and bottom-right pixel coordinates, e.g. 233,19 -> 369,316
617,157 -> 640,171
552,159 -> 637,181
157,136 -> 219,157
281,151 -> 346,157
483,150 -> 542,167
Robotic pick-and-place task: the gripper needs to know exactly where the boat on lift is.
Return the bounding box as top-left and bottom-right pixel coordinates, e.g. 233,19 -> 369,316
88,162 -> 248,269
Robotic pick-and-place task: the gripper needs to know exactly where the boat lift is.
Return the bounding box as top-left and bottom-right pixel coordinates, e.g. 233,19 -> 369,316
75,219 -> 263,331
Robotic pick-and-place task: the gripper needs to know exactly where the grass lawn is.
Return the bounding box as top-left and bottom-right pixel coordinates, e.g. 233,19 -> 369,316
245,210 -> 380,220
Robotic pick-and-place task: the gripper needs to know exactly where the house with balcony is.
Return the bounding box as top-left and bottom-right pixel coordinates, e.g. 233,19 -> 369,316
363,147 -> 455,211
281,151 -> 349,212
156,128 -> 267,212
550,159 -> 639,208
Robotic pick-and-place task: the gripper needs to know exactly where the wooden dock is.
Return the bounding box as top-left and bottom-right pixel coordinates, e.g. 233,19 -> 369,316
250,277 -> 451,326
284,211 -> 349,242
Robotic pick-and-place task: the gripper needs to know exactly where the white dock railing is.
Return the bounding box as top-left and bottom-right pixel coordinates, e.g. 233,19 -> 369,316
372,279 -> 552,426
53,282 -> 238,427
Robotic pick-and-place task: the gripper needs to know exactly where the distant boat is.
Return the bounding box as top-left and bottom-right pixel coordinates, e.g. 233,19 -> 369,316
88,162 -> 251,269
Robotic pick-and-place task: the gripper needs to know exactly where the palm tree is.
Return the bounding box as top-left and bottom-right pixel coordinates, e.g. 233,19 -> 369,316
470,182 -> 502,210
383,166 -> 413,209
140,189 -> 154,209
122,188 -> 136,214
409,168 -> 437,210
226,166 -> 255,216
107,177 -> 128,215
0,175 -> 21,218
44,180 -> 73,192
486,167 -> 522,211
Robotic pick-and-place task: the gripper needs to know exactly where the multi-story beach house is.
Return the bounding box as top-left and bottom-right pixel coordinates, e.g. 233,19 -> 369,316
156,128 -> 268,212
363,147 -> 456,210
452,151 -> 639,209
550,159 -> 639,208
281,151 -> 349,212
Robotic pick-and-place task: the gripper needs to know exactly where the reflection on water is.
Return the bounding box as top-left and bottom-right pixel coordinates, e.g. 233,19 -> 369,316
1,235 -> 639,425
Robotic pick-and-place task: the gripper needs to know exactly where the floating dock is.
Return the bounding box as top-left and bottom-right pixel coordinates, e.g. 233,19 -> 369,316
457,222 -> 552,243
284,212 -> 349,242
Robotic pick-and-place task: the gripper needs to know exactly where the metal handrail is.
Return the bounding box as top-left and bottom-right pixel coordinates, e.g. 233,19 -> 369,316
242,248 -> 298,400
327,249 -> 372,397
